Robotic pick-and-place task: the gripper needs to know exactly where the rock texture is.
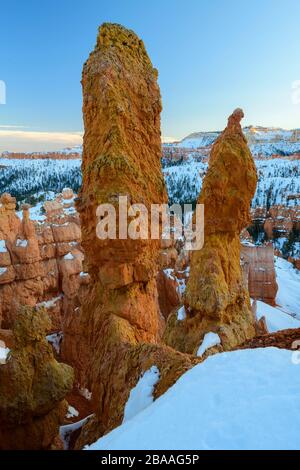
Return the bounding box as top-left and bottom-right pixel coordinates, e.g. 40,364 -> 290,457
241,243 -> 278,305
0,306 -> 74,450
68,23 -> 199,447
0,190 -> 87,337
165,109 -> 258,354
263,206 -> 300,239
239,327 -> 300,350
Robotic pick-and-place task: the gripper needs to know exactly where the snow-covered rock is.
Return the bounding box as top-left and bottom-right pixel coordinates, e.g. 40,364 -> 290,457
123,366 -> 160,423
87,348 -> 300,450
196,332 -> 221,357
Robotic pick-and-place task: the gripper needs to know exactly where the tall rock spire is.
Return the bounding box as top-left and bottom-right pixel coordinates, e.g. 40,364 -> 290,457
165,109 -> 258,353
71,24 -> 195,447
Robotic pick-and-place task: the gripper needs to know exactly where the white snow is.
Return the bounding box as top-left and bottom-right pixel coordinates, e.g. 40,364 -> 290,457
80,271 -> 89,278
0,240 -> 7,253
87,348 -> 300,450
79,388 -> 92,401
38,295 -> 62,309
123,366 -> 160,423
177,305 -> 186,321
66,405 -> 79,419
0,344 -> 10,364
256,301 -> 300,333
60,414 -> 94,450
46,331 -> 63,354
196,332 -> 221,357
64,252 -> 74,260
164,155 -> 300,209
0,267 -> 7,276
0,158 -> 81,210
174,127 -> 300,157
275,257 -> 300,319
16,239 -> 28,248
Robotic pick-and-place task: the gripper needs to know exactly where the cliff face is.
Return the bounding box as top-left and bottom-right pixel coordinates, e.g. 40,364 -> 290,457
0,307 -> 73,450
165,109 -> 258,353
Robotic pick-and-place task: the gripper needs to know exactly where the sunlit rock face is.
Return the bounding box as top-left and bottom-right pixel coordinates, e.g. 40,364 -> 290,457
72,24 -> 197,448
0,307 -> 73,450
0,191 -> 84,336
165,109 -> 258,353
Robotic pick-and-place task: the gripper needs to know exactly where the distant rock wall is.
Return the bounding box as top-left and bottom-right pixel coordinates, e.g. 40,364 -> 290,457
241,244 -> 278,305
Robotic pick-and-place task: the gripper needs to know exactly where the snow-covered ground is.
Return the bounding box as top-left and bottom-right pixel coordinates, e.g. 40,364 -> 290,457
175,126 -> 300,157
1,151 -> 300,212
256,301 -> 300,333
254,257 -> 300,331
164,157 -> 300,208
0,158 -> 81,203
87,348 -> 300,450
275,257 -> 300,319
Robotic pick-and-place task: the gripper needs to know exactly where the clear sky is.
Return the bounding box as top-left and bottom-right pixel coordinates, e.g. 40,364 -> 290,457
0,0 -> 300,151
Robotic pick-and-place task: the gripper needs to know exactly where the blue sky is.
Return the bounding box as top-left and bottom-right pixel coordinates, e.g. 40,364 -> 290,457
0,0 -> 300,151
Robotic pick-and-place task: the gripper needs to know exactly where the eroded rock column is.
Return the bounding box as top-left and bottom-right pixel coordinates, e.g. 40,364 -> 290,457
72,23 -> 196,446
165,109 -> 258,353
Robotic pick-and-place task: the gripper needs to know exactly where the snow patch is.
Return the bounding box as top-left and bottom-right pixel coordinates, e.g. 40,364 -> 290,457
60,414 -> 94,450
275,257 -> 300,319
46,331 -> 63,354
196,332 -> 221,357
38,295 -> 62,309
123,366 -> 160,423
66,405 -> 79,419
64,252 -> 74,260
0,240 -> 7,253
16,239 -> 28,248
177,306 -> 186,321
0,343 -> 10,364
80,271 -> 89,278
0,267 -> 7,276
79,388 -> 92,401
256,301 -> 300,333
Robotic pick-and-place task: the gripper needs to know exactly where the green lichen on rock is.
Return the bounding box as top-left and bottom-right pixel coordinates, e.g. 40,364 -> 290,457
0,306 -> 74,449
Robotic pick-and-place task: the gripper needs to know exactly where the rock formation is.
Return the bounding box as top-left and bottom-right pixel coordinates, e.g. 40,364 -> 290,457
263,206 -> 300,239
241,243 -> 278,305
0,306 -> 74,450
67,23 -> 198,447
165,109 -> 258,354
0,190 -> 87,349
